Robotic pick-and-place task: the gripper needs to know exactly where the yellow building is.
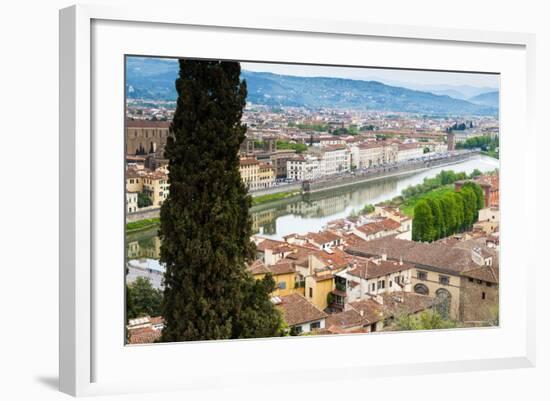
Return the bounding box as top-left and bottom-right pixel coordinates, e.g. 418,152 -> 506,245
142,171 -> 169,207
239,158 -> 260,190
126,169 -> 143,193
247,260 -> 304,297
257,163 -> 276,189
125,167 -> 169,208
239,157 -> 275,191
305,272 -> 334,311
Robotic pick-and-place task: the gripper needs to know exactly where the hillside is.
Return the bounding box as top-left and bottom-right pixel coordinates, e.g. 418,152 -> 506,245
467,91 -> 499,108
125,57 -> 497,116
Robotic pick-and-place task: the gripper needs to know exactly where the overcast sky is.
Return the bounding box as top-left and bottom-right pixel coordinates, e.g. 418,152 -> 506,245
241,62 -> 499,90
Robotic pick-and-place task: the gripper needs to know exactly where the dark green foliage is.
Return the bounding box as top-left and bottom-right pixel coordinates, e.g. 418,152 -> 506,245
440,193 -> 458,235
412,179 -> 485,242
456,135 -> 498,151
452,192 -> 465,231
470,168 -> 482,178
394,310 -> 458,331
137,192 -> 152,208
127,277 -> 163,319
412,200 -> 435,242
159,60 -> 283,342
401,169 -> 464,199
426,198 -> 445,240
361,204 -> 375,215
459,187 -> 478,229
462,182 -> 485,210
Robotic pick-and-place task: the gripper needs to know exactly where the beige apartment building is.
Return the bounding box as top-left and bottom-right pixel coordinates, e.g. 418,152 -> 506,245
142,171 -> 169,207
239,157 -> 275,191
346,237 -> 498,320
125,167 -> 169,208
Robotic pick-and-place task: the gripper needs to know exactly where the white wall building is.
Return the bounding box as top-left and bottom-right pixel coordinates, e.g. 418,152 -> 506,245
316,146 -> 351,176
397,143 -> 424,162
126,191 -> 138,213
287,155 -> 321,181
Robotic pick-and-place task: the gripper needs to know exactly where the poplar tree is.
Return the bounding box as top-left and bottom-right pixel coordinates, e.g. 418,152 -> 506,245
159,60 -> 283,342
427,198 -> 445,240
412,200 -> 435,242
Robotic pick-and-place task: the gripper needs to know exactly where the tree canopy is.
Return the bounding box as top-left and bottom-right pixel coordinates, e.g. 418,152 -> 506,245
412,181 -> 485,242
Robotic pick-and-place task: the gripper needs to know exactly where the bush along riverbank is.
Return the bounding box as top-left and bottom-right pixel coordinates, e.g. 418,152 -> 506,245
126,217 -> 160,233
377,169 -> 484,213
251,190 -> 301,206
126,190 -> 302,233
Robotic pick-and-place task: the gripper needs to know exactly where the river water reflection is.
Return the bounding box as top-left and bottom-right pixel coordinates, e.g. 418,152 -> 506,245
127,155 -> 498,260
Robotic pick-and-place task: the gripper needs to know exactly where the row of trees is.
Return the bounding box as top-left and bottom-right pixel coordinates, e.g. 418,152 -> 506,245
412,182 -> 484,242
401,169 -> 481,199
456,135 -> 498,151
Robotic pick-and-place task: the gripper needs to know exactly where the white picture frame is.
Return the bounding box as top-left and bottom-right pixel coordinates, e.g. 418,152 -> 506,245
59,4 -> 536,397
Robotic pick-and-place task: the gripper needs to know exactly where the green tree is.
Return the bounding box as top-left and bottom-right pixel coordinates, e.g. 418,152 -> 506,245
394,310 -> 458,331
440,193 -> 458,236
412,200 -> 435,242
127,277 -> 163,319
460,187 -> 477,229
361,204 -> 375,215
159,60 -> 283,342
469,169 -> 482,178
452,192 -> 465,231
462,181 -> 485,210
426,198 -> 445,240
137,192 -> 152,208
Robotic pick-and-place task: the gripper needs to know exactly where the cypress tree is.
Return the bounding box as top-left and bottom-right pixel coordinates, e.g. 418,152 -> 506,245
159,60 -> 283,342
412,200 -> 435,242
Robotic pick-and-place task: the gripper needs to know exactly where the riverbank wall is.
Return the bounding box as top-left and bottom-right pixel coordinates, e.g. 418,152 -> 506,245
127,206 -> 161,223
126,151 -> 481,224
304,151 -> 480,194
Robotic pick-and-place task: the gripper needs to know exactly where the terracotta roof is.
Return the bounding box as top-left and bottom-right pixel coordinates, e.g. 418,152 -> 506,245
255,238 -> 289,252
313,273 -> 334,282
313,248 -> 349,270
127,327 -> 162,344
347,299 -> 385,324
325,309 -> 367,329
275,294 -> 328,326
346,237 -> 488,275
380,292 -> 435,316
268,262 -> 295,275
355,218 -> 401,235
247,260 -> 270,275
149,317 -> 165,326
461,265 -> 499,284
346,258 -> 413,279
240,158 -> 260,166
306,230 -> 341,245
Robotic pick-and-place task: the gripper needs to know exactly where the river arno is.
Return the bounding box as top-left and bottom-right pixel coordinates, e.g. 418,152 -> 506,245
126,155 -> 498,260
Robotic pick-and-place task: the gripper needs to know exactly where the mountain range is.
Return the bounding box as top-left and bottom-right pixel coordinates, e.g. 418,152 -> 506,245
126,57 -> 498,116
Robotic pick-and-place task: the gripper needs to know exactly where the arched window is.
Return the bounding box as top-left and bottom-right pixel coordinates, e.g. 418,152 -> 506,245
414,283 -> 429,295
435,288 -> 452,318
